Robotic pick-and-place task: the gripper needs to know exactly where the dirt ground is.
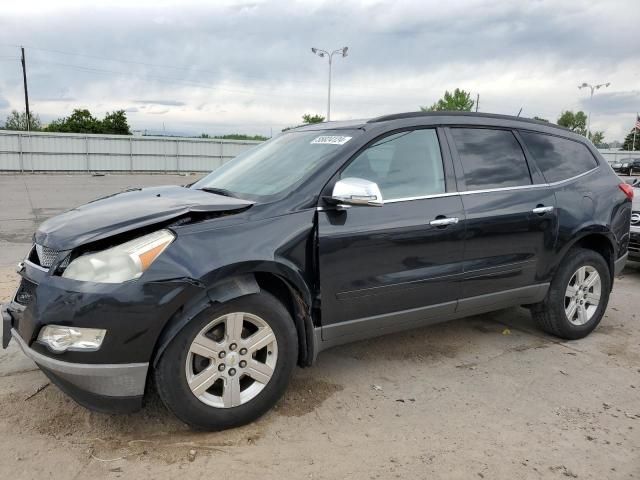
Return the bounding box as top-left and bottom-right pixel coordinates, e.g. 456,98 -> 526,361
0,175 -> 639,479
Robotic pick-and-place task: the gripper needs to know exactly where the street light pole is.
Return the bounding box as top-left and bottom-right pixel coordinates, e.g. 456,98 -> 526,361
311,46 -> 348,121
578,82 -> 610,140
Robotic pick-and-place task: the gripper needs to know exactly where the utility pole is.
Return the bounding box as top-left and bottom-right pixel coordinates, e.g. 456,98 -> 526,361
475,93 -> 479,112
20,46 -> 31,131
310,46 -> 349,121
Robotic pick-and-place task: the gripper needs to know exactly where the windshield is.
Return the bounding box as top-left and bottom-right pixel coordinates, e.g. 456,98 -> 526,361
192,129 -> 360,200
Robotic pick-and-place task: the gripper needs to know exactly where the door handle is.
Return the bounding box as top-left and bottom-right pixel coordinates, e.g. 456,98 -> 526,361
532,206 -> 554,215
429,217 -> 459,227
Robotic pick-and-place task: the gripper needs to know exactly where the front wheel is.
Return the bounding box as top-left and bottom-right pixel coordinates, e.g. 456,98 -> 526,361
154,292 -> 298,430
531,248 -> 611,340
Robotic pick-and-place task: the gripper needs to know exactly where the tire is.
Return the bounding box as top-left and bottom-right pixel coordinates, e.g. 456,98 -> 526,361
154,292 -> 298,430
531,248 -> 611,340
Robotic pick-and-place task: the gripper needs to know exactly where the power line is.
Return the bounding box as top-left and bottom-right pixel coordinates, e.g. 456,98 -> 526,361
3,43 -> 326,88
32,59 -> 393,104
2,43 -> 433,98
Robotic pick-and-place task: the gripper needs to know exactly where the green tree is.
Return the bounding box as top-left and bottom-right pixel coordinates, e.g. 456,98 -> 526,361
44,109 -> 132,135
3,110 -> 42,131
211,133 -> 268,141
588,131 -> 605,146
622,128 -> 640,151
45,109 -> 101,133
557,110 -> 587,135
101,110 -> 131,135
302,113 -> 325,124
200,133 -> 268,141
421,88 -> 474,112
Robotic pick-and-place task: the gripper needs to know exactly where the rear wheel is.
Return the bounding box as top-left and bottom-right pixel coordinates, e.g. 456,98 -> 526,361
531,248 -> 611,340
155,292 -> 298,430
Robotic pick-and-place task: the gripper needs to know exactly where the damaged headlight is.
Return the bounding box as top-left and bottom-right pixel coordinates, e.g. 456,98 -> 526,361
62,230 -> 175,283
38,325 -> 106,353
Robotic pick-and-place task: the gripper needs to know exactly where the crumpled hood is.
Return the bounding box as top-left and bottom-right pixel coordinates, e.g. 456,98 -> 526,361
35,185 -> 253,250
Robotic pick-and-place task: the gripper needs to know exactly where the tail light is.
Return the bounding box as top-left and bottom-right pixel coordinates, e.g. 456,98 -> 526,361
619,183 -> 634,200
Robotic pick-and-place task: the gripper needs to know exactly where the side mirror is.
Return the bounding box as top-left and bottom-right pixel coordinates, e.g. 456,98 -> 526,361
329,177 -> 384,208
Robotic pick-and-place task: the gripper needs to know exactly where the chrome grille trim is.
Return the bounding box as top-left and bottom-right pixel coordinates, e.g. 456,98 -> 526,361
32,244 -> 70,269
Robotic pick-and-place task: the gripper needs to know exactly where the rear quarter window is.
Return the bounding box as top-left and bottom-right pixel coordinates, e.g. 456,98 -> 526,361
519,131 -> 598,183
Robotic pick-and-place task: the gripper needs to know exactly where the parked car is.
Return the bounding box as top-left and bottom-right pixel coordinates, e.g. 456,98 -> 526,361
2,112 -> 633,430
612,157 -> 640,175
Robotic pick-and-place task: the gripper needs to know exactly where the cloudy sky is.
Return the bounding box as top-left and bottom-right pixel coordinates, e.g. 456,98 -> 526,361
0,0 -> 638,140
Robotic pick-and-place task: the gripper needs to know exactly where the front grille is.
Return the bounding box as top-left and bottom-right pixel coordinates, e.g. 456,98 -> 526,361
632,211 -> 640,227
14,279 -> 37,306
35,244 -> 60,267
630,232 -> 640,254
30,244 -> 70,269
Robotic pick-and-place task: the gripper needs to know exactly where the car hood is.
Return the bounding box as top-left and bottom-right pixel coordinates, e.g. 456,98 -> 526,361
35,185 -> 254,250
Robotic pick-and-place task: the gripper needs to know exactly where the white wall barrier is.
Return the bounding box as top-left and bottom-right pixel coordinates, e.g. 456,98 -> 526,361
0,130 -> 262,173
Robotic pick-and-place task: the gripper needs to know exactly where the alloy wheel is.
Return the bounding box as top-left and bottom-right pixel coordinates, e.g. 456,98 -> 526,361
564,265 -> 601,326
185,312 -> 278,408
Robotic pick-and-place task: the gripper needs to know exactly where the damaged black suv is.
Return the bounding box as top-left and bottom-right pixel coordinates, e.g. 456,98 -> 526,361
2,112 -> 633,430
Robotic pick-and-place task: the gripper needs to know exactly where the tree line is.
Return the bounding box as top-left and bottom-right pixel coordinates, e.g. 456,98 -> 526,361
2,109 -> 132,135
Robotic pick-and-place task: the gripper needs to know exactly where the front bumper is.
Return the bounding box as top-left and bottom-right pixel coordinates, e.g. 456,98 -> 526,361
1,259 -> 196,413
3,305 -> 148,413
629,228 -> 640,261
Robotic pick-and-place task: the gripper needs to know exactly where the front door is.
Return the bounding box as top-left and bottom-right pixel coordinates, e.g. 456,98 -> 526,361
317,128 -> 466,342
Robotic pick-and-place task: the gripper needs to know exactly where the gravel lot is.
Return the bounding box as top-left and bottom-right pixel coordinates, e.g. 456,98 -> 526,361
0,174 -> 638,479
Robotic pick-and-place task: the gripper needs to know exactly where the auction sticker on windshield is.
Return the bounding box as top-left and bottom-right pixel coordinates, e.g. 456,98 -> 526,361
310,136 -> 352,145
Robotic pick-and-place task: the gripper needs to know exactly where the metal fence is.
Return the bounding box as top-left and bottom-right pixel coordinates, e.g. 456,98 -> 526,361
0,130 -> 262,173
598,148 -> 639,165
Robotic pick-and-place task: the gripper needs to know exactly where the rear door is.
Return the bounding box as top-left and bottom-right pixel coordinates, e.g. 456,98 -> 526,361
446,127 -> 558,310
317,128 -> 466,341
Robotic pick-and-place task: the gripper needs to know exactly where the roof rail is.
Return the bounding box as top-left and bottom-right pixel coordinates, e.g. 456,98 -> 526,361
367,111 -> 569,131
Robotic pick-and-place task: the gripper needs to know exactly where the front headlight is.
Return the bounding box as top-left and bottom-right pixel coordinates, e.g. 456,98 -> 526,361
62,229 -> 175,283
38,325 -> 107,353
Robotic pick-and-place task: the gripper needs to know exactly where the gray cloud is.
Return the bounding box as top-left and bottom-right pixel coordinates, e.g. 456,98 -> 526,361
0,96 -> 9,109
134,99 -> 186,106
580,91 -> 640,115
0,0 -> 637,140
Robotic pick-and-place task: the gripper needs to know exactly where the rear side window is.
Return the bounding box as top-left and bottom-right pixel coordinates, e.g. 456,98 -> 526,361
450,128 -> 531,190
519,131 -> 598,183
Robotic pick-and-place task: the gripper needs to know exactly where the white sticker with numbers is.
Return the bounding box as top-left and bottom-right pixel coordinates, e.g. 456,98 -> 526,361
310,135 -> 352,145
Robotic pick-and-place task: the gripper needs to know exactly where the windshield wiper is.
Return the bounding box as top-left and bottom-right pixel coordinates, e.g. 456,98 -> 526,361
198,187 -> 237,198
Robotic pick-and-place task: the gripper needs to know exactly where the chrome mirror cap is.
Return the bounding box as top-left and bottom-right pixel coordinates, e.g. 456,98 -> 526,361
330,177 -> 384,207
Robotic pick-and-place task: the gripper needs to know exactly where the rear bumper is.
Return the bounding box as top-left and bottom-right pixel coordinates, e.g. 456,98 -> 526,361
4,309 -> 147,413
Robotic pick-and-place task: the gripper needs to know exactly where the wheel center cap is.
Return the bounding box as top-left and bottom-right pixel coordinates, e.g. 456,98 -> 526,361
226,351 -> 239,367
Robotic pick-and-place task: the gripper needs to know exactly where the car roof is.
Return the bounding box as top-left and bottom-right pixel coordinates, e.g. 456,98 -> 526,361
289,111 -> 574,136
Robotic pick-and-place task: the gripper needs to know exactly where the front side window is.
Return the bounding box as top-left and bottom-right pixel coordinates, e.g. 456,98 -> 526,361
193,129 -> 361,200
519,131 -> 599,183
450,128 -> 532,190
340,129 -> 445,200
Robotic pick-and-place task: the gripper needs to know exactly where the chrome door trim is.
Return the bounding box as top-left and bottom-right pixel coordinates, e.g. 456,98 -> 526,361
316,167 -> 599,207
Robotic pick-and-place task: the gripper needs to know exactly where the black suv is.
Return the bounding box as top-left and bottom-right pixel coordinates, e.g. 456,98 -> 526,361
612,157 -> 640,175
2,112 -> 633,430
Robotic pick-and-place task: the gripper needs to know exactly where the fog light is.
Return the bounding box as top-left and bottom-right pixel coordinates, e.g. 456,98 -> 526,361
37,325 -> 106,353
